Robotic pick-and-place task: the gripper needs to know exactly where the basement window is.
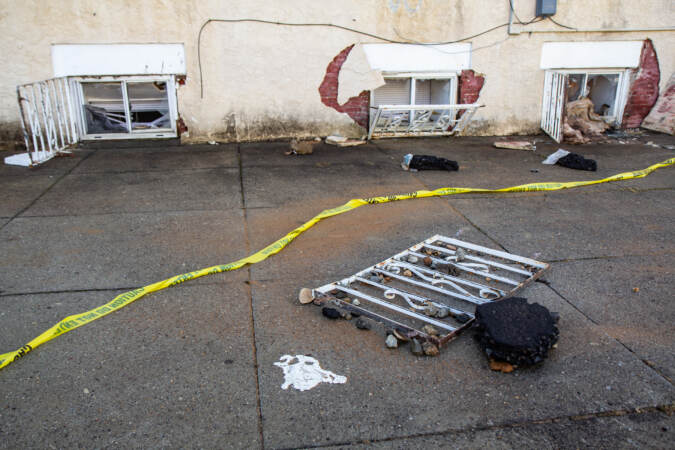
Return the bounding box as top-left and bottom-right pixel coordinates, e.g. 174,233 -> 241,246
372,75 -> 457,110
75,75 -> 178,139
368,74 -> 482,139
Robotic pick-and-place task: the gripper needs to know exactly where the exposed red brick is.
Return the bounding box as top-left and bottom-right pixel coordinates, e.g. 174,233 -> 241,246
621,39 -> 660,128
318,45 -> 370,129
457,70 -> 485,119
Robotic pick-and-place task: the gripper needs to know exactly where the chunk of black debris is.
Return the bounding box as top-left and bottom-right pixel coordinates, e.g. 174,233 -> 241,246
402,154 -> 459,171
354,318 -> 371,330
453,312 -> 472,324
322,307 -> 341,319
556,153 -> 597,171
474,297 -> 559,367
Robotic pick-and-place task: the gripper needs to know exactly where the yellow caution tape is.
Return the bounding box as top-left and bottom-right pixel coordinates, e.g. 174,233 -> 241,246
1,157 -> 673,370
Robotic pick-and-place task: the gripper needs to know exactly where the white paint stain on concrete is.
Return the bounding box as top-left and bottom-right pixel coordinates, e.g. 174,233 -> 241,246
274,355 -> 347,391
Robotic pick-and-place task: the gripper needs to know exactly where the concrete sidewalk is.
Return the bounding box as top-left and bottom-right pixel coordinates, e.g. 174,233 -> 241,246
0,135 -> 673,448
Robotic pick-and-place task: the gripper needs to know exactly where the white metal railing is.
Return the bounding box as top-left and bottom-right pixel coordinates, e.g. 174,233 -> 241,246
368,103 -> 483,139
7,78 -> 79,167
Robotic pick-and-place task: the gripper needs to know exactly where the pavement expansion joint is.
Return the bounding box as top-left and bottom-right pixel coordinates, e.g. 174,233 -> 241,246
238,143 -> 266,449
545,283 -> 673,386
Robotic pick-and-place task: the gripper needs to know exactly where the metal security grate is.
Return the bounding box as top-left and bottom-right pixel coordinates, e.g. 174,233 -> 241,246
312,235 -> 549,351
368,104 -> 483,139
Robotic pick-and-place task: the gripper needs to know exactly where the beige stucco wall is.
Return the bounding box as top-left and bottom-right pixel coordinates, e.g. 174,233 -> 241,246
0,0 -> 673,147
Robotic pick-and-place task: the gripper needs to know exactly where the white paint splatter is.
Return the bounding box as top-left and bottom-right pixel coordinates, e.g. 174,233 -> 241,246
274,355 -> 347,391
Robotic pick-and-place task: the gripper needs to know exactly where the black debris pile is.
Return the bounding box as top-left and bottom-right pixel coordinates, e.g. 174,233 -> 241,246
556,153 -> 597,171
402,154 -> 458,171
474,297 -> 559,367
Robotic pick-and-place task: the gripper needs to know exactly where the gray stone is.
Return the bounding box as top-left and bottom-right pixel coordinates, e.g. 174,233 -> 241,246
410,339 -> 424,356
385,334 -> 398,349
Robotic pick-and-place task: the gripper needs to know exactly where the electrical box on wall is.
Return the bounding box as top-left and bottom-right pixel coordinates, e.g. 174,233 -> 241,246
536,0 -> 557,16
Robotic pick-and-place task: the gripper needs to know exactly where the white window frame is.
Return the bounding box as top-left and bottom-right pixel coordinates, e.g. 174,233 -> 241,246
370,72 -> 459,110
549,68 -> 632,127
72,74 -> 178,140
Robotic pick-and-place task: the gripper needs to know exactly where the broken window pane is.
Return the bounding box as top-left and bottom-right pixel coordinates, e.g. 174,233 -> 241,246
127,82 -> 171,130
81,82 -> 128,134
566,74 -> 585,101
586,74 -> 619,116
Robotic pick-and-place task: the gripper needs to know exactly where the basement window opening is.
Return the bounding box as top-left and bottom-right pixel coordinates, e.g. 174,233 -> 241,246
368,73 -> 481,139
76,75 -> 177,140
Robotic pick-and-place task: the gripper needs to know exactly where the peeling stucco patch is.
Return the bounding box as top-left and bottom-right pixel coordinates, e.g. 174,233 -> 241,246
318,45 -> 370,129
337,44 -> 385,105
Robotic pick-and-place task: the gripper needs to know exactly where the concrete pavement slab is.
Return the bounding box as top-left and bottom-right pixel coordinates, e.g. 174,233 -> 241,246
372,139 -> 673,197
73,144 -> 239,173
0,174 -> 57,217
0,282 -> 261,449
246,197 -> 496,283
0,210 -> 248,294
0,150 -> 93,177
448,189 -> 675,261
326,410 -> 674,449
23,168 -> 242,216
240,141 -> 394,168
250,279 -> 673,448
242,162 -> 424,209
546,254 -> 675,382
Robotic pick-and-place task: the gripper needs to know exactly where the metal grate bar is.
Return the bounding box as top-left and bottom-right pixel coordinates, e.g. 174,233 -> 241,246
311,235 -> 549,351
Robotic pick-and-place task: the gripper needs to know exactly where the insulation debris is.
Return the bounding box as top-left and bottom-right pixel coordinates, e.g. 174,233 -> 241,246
563,98 -> 611,144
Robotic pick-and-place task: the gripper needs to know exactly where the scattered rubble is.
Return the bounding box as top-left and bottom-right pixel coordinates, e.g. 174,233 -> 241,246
298,288 -> 314,304
493,141 -> 535,151
325,135 -> 367,147
410,339 -> 424,356
322,307 -> 341,319
422,342 -> 440,357
354,318 -> 371,330
286,138 -> 321,155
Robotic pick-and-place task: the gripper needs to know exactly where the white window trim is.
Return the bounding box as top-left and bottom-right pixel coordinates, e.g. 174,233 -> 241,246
545,68 -> 632,127
72,74 -> 178,140
369,73 -> 459,113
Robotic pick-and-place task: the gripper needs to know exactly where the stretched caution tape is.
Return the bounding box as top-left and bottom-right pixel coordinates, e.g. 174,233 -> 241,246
1,157 -> 673,370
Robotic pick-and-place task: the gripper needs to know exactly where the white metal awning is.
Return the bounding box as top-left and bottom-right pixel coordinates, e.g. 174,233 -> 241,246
362,43 -> 471,74
540,41 -> 643,69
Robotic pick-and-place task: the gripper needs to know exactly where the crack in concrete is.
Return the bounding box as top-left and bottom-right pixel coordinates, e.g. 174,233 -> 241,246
545,282 -> 673,387
0,151 -> 96,232
278,405 -> 674,450
238,143 -> 266,450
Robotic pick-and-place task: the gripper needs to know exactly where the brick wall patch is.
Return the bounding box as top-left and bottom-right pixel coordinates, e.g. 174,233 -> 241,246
319,45 -> 370,129
621,39 -> 660,129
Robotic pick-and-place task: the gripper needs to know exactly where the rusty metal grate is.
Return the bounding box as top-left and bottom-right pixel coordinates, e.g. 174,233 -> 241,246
311,235 -> 549,351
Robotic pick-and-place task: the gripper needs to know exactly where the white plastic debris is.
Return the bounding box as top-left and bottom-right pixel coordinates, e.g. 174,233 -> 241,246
542,149 -> 570,165
4,153 -> 33,167
326,135 -> 348,145
274,355 -> 347,391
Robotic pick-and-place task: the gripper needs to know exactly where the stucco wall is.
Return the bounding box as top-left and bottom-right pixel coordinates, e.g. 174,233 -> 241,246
0,0 -> 673,147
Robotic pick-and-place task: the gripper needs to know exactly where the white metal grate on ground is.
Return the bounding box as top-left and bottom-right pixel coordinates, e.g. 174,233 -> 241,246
312,235 -> 549,350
